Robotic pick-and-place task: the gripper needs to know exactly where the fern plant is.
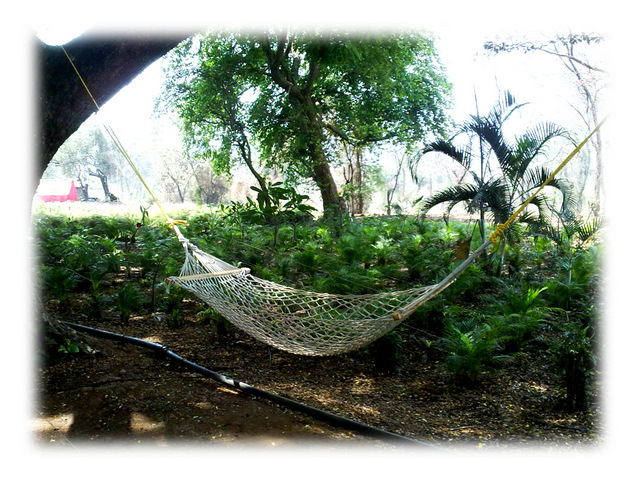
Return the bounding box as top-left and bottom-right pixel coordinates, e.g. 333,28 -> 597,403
531,206 -> 601,256
116,284 -> 142,324
550,321 -> 596,411
41,265 -> 78,309
544,245 -> 600,312
483,282 -> 552,350
439,317 -> 509,386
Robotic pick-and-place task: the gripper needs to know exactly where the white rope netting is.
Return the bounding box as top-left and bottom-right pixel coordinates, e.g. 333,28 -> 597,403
167,233 -> 488,356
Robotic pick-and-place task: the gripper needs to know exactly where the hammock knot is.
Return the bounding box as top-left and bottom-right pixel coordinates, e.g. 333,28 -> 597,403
167,218 -> 189,229
489,223 -> 507,246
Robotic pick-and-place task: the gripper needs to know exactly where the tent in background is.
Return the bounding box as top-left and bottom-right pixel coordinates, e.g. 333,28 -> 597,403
35,179 -> 78,203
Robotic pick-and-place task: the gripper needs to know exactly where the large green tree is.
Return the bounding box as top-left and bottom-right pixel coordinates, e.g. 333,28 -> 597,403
160,30 -> 451,214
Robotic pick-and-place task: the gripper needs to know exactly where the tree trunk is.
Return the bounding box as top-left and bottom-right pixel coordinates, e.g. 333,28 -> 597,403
76,181 -> 89,201
347,147 -> 364,215
88,168 -> 111,202
312,153 -> 342,213
236,132 -> 270,198
166,172 -> 185,203
301,104 -> 342,213
260,37 -> 342,214
385,150 -> 407,215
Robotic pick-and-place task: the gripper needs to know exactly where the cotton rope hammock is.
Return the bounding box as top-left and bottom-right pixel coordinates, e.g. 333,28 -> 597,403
61,46 -> 607,356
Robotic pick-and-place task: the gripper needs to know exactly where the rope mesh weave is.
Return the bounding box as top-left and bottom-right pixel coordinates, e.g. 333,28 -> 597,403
168,238 -> 442,356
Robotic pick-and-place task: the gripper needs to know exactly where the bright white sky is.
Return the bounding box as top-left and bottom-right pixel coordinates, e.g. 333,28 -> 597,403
31,1 -> 607,139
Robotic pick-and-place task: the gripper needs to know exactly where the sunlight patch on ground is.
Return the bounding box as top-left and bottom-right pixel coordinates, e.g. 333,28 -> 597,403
352,404 -> 381,419
141,335 -> 164,344
192,401 -> 219,409
527,382 -> 549,393
349,376 -> 375,395
244,434 -> 289,447
31,413 -> 74,434
217,386 -> 240,395
130,412 -> 165,434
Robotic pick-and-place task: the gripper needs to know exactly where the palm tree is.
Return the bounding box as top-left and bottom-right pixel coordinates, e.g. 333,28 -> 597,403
412,91 -> 573,273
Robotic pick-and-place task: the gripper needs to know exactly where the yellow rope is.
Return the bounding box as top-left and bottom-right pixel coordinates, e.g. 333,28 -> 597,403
61,46 -> 188,230
488,115 -> 608,246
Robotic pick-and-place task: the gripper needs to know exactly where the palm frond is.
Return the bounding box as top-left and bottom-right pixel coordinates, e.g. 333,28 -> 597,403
478,178 -> 511,224
422,138 -> 473,171
419,183 -> 480,213
465,120 -> 516,178
488,90 -> 527,126
512,122 -> 567,181
522,166 -> 575,213
519,209 -> 544,228
515,193 -> 554,227
576,217 -> 602,243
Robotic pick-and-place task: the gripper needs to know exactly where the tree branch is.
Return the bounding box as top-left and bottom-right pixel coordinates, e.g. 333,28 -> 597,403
259,35 -> 302,98
484,40 -> 607,73
536,47 -> 607,73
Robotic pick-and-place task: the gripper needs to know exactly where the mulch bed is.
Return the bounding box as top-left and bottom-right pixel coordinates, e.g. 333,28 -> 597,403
34,295 -> 602,449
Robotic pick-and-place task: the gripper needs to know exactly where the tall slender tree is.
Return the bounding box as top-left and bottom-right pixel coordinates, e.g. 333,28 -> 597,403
412,92 -> 572,273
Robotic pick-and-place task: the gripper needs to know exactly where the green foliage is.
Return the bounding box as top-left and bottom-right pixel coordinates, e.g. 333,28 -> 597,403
248,181 -> 317,248
491,282 -> 548,317
197,307 -> 232,336
481,281 -> 554,351
442,264 -> 490,302
116,284 -> 142,324
397,231 -> 452,283
439,316 -> 509,386
532,207 -> 601,255
57,338 -> 80,355
161,31 -> 452,212
166,309 -> 183,329
41,266 -> 79,307
164,284 -> 188,313
35,203 -> 600,398
294,244 -> 321,276
550,321 -> 596,411
413,91 -> 572,274
543,244 -> 600,313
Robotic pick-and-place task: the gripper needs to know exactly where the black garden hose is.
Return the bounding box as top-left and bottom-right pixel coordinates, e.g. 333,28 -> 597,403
62,321 -> 428,447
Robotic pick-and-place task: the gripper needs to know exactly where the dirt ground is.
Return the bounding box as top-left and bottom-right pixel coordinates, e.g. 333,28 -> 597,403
33,294 -> 602,450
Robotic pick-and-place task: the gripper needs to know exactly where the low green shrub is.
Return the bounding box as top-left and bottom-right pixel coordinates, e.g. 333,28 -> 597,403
439,317 -> 509,386
550,321 -> 596,411
116,284 -> 142,324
